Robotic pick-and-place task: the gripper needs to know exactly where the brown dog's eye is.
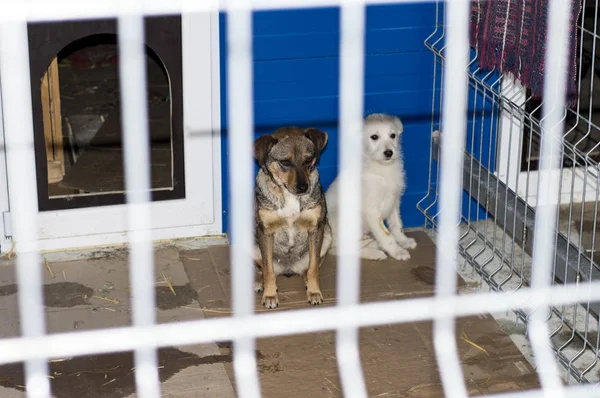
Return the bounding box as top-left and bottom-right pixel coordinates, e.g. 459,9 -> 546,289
304,158 -> 314,165
370,135 -> 379,141
279,160 -> 292,168
390,133 -> 396,139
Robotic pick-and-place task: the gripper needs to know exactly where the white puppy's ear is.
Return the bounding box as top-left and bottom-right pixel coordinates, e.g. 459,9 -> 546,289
391,115 -> 404,134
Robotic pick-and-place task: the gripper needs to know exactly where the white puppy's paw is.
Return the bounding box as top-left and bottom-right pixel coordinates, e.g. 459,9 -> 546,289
388,246 -> 411,261
401,237 -> 417,250
361,248 -> 388,260
254,280 -> 264,293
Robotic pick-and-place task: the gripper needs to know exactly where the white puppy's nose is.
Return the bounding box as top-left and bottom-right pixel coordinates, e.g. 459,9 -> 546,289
384,150 -> 393,158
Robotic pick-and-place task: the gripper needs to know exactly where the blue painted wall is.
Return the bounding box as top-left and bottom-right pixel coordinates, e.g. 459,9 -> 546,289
220,5 -> 439,235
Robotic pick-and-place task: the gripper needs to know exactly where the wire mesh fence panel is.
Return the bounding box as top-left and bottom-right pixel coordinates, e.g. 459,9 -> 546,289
419,0 -> 600,387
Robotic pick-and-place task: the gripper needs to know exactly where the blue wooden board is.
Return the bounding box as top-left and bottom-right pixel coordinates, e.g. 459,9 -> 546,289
219,4 -> 495,237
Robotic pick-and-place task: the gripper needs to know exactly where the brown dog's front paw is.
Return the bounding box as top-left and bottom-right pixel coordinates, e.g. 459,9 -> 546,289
307,290 -> 323,305
262,293 -> 279,309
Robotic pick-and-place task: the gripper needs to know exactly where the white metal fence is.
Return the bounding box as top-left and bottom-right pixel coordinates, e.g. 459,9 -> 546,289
0,0 -> 599,397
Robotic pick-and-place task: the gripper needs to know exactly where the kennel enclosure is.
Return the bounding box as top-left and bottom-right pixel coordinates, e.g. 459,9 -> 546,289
0,0 -> 599,397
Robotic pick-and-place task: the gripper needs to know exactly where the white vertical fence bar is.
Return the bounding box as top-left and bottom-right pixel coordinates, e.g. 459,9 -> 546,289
528,0 -> 572,395
226,0 -> 262,396
0,2 -> 51,396
434,0 -> 470,396
336,3 -> 368,398
117,2 -> 161,397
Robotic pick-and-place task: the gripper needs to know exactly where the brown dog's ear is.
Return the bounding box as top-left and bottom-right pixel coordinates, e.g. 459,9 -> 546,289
304,128 -> 328,158
254,135 -> 278,166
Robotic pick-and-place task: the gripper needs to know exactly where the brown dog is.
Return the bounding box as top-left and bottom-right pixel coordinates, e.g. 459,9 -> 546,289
253,126 -> 332,309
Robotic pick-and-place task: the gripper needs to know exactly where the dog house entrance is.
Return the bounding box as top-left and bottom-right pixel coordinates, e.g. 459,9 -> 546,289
28,18 -> 184,211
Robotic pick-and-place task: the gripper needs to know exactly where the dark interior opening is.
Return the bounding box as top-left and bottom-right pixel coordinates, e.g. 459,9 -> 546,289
48,34 -> 174,198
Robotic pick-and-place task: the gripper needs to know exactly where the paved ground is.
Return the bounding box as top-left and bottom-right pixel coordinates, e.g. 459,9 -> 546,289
0,244 -> 235,398
0,231 -> 541,397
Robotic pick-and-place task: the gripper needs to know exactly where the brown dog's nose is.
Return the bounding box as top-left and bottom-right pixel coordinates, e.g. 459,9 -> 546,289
297,182 -> 309,194
384,150 -> 393,158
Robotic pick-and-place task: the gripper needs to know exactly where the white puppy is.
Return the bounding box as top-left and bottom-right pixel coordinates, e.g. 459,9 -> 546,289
325,113 -> 417,260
